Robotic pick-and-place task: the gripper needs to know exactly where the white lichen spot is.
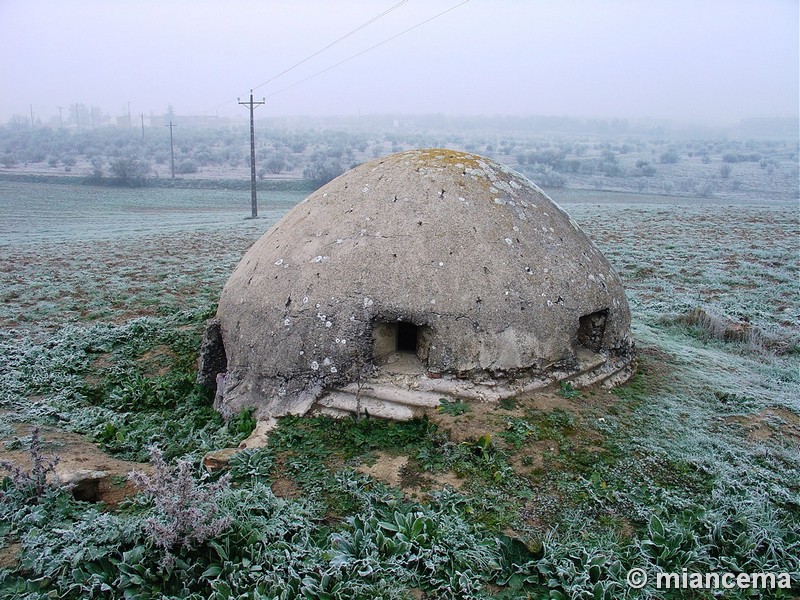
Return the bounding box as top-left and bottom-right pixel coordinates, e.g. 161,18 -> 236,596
299,350 -> 305,356
362,186 -> 369,193
431,299 -> 436,305
323,357 -> 331,366
494,198 -> 505,205
274,258 -> 284,266
284,318 -> 291,326
303,296 -> 309,304
312,255 -> 330,263
325,321 -> 332,328
438,261 -> 444,266
310,361 -> 319,371
363,297 -> 374,308
504,238 -> 513,246
330,366 -> 337,374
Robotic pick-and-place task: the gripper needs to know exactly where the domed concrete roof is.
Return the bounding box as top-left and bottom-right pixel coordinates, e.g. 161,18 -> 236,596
208,149 -> 634,420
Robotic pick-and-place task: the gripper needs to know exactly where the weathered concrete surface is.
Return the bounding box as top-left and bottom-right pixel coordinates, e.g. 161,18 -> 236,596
197,317 -> 227,393
212,149 -> 634,420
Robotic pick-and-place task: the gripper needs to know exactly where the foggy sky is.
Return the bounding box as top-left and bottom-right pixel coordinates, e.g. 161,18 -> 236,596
1,0 -> 798,126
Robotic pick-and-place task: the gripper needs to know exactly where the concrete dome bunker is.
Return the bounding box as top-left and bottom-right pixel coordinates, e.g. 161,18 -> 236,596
201,149 -> 634,421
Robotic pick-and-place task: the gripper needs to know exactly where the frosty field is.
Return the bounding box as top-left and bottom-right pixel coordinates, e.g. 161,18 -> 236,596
0,181 -> 798,598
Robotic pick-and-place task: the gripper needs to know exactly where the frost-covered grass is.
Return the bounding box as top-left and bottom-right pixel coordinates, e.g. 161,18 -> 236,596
0,183 -> 798,598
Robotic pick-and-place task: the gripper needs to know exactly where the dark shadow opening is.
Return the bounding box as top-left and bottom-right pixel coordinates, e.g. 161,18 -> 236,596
397,322 -> 419,353
577,309 -> 608,353
72,479 -> 100,503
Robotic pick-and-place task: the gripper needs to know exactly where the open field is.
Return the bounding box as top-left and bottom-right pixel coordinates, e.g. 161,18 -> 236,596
0,181 -> 798,598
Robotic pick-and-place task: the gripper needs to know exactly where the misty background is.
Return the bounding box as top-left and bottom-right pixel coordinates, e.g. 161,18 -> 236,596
1,0 -> 798,127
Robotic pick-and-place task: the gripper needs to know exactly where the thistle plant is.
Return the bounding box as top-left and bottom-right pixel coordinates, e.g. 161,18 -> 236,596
129,446 -> 232,567
0,426 -> 60,505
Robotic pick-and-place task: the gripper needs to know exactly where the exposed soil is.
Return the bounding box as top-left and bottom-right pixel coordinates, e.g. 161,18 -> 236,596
724,407 -> 800,444
0,423 -> 148,507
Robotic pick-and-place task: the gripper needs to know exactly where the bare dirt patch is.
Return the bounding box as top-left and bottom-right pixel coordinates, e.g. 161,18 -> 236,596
137,344 -> 177,377
357,452 -> 465,500
0,542 -> 21,570
0,424 -> 148,507
724,407 -> 800,444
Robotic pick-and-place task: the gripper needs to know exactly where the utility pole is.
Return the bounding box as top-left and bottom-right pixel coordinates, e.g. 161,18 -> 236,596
166,121 -> 176,178
141,113 -> 145,140
30,104 -> 34,129
238,90 -> 265,219
57,106 -> 64,129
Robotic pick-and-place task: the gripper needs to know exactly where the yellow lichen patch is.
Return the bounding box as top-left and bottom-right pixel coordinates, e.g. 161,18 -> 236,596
410,148 -> 484,171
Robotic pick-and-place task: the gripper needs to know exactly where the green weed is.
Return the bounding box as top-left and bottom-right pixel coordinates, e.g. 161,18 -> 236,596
437,397 -> 471,416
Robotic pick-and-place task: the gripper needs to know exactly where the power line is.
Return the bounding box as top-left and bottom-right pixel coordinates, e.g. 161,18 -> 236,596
202,1 -> 409,115
248,0 -> 408,96
262,0 -> 471,101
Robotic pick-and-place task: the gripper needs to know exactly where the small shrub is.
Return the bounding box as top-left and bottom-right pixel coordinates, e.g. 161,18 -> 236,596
109,155 -> 151,186
175,158 -> 197,174
129,446 -> 232,566
659,149 -> 680,164
0,426 -> 59,506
